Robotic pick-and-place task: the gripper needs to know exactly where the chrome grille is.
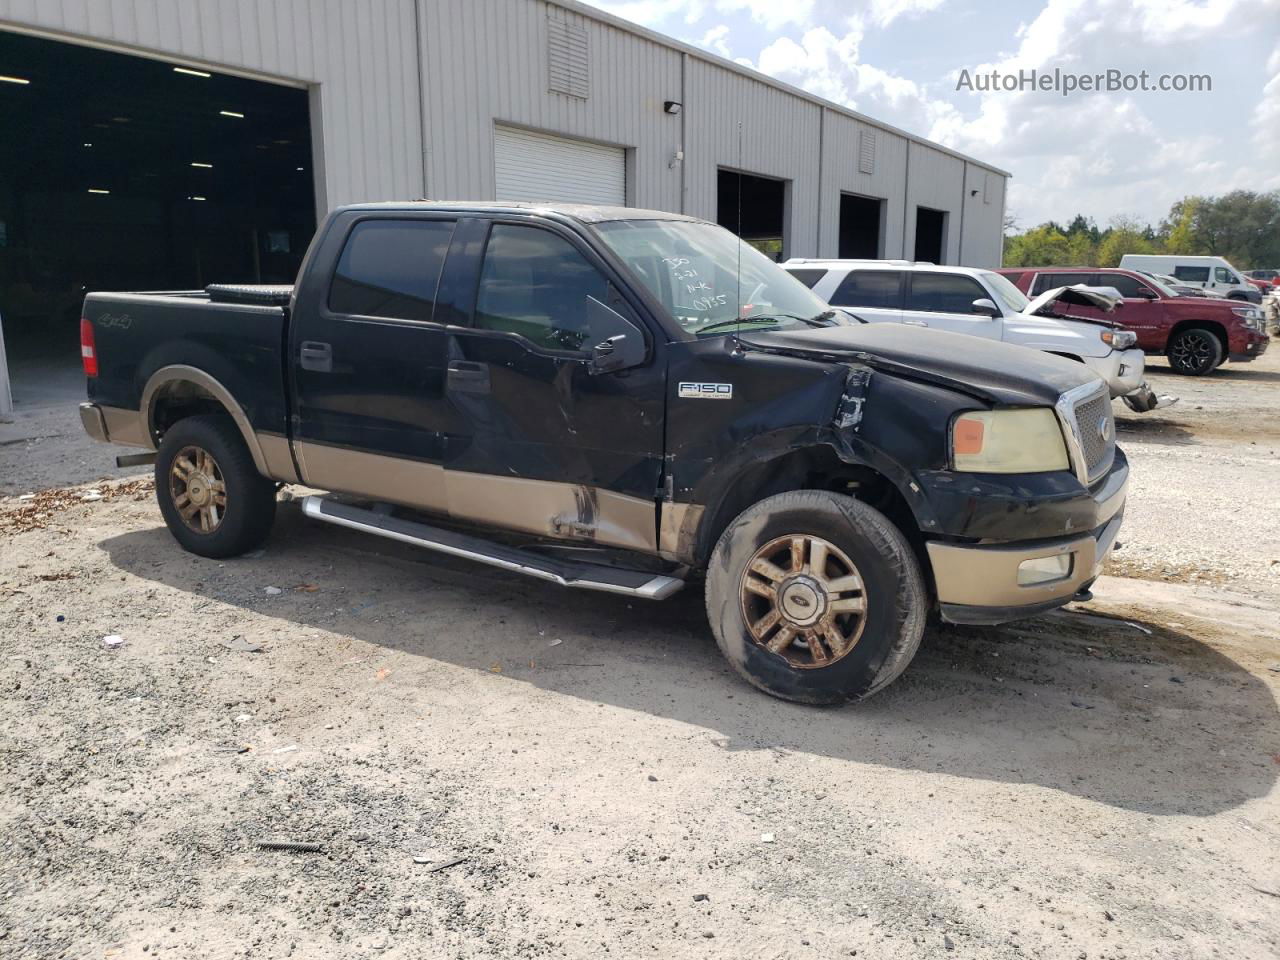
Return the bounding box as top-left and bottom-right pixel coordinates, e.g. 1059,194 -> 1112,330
1056,382 -> 1115,483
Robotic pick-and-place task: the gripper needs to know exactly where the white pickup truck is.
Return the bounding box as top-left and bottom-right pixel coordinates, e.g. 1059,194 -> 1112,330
784,260 -> 1160,412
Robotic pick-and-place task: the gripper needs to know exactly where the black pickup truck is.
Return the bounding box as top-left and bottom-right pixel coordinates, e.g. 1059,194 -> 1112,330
79,201 -> 1127,704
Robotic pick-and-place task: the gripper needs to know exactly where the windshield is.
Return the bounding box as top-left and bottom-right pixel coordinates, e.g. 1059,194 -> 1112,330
980,271 -> 1029,314
592,219 -> 837,336
1143,273 -> 1178,297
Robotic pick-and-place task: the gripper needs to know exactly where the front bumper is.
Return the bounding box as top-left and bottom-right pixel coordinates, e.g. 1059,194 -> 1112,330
1081,348 -> 1145,399
927,462 -> 1127,625
1229,332 -> 1269,362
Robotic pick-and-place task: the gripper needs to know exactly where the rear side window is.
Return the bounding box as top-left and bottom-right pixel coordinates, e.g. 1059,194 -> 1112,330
329,219 -> 455,322
785,268 -> 828,289
474,224 -> 609,353
906,273 -> 988,313
1032,271 -> 1092,294
1096,273 -> 1152,298
1173,265 -> 1210,283
829,270 -> 903,308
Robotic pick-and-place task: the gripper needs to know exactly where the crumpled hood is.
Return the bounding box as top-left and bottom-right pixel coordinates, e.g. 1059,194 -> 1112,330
1023,284 -> 1119,320
738,323 -> 1102,407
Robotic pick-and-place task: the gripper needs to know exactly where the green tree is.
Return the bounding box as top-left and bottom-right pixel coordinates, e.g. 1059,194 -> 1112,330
1003,223 -> 1072,267
1096,217 -> 1155,267
1163,199 -> 1200,254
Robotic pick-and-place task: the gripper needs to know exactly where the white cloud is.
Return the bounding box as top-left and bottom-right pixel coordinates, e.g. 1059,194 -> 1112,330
713,0 -> 816,30
868,0 -> 948,28
700,23 -> 732,57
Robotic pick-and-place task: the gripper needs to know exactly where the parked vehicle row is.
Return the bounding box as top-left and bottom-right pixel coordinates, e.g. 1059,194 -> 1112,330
77,202 -> 1128,705
1119,254 -> 1263,303
998,266 -> 1269,375
783,259 -> 1159,410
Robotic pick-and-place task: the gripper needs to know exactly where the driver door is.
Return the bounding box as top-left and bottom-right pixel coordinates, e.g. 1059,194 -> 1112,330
441,218 -> 666,553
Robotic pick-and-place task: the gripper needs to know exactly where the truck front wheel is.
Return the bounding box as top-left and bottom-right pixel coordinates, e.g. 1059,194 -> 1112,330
705,490 -> 926,705
154,414 -> 277,558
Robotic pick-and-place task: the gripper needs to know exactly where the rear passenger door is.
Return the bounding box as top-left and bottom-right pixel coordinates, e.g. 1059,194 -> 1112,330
903,272 -> 1001,338
289,213 -> 457,512
823,269 -> 904,325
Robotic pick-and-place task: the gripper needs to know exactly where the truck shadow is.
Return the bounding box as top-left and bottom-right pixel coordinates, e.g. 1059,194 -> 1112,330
1113,416 -> 1197,445
100,506 -> 1280,819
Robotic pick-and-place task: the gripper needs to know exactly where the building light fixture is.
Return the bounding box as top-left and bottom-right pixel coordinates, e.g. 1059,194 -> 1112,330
188,195 -> 207,201
191,162 -> 213,168
87,188 -> 110,195
173,67 -> 211,78
83,142 -> 93,148
0,74 -> 30,85
219,110 -> 244,118
663,100 -> 682,115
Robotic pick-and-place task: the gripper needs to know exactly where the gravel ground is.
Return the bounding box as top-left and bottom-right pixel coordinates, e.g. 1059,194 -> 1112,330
1,346 -> 1278,959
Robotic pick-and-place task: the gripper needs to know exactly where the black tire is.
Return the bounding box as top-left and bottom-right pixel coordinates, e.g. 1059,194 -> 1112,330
154,414 -> 277,558
705,490 -> 926,705
1167,327 -> 1223,376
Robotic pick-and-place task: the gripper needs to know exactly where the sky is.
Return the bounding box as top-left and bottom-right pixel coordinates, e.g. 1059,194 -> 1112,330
581,0 -> 1280,232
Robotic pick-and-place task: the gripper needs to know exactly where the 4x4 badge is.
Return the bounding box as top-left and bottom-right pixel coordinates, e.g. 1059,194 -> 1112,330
678,382 -> 733,399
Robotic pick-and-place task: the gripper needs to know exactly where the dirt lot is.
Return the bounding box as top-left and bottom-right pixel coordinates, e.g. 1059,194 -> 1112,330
2,349 -> 1279,959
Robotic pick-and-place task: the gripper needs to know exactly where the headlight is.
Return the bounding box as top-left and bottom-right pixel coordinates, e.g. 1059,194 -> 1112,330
1232,306 -> 1261,329
951,408 -> 1070,473
1100,328 -> 1137,350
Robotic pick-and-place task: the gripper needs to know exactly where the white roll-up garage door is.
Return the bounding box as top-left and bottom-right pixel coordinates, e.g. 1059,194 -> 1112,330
494,125 -> 626,206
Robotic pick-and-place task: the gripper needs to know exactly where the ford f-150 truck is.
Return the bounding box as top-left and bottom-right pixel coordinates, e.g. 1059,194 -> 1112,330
79,202 -> 1128,705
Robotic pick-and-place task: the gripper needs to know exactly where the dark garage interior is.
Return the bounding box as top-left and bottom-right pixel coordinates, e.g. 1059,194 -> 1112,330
913,206 -> 947,263
717,169 -> 787,260
0,30 -> 315,376
838,193 -> 884,259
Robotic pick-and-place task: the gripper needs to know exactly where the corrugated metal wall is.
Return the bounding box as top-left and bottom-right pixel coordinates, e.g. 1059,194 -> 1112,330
819,111 -> 909,258
0,0 -> 1010,266
0,0 -> 423,215
419,0 -> 683,211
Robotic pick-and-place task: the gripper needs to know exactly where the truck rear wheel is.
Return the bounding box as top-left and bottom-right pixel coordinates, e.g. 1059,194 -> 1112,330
1167,327 -> 1223,375
705,490 -> 926,705
155,414 -> 277,558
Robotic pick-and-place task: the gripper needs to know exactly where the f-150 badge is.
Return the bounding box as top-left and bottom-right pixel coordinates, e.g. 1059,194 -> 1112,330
678,382 -> 733,399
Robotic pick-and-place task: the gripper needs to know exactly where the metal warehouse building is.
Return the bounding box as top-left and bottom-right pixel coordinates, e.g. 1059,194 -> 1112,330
0,0 -> 1008,409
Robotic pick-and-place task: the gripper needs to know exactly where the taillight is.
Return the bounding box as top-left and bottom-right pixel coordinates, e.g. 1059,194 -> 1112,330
80,317 -> 98,377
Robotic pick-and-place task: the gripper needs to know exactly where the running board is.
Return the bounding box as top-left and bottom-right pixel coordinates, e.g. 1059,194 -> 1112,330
301,496 -> 684,600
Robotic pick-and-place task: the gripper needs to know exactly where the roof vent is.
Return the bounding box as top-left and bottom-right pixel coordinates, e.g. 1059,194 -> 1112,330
547,18 -> 589,100
858,129 -> 876,175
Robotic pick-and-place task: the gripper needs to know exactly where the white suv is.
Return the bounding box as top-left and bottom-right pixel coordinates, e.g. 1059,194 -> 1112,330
783,259 -> 1159,412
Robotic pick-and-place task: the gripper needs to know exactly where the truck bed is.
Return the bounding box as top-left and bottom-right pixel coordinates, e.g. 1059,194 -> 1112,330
83,287 -> 293,443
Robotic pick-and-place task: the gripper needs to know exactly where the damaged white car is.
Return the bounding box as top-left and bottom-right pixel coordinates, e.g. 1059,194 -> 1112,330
783,261 -> 1165,412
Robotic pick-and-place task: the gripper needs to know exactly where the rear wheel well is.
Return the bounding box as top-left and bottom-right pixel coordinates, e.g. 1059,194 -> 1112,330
149,381 -> 234,444
1167,319 -> 1227,355
697,448 -> 924,570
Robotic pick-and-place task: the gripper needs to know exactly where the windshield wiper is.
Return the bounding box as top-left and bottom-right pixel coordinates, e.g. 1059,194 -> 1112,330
696,311 -> 835,335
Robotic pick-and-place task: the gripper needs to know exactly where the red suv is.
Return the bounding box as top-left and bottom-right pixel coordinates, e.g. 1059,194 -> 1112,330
998,267 -> 1270,376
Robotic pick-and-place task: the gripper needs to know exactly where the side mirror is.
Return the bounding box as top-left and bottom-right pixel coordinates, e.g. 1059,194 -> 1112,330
586,295 -> 647,375
971,297 -> 1000,318
1136,288 -> 1157,299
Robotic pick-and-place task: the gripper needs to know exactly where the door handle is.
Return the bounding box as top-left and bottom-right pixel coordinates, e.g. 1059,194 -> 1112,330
447,360 -> 490,393
903,319 -> 929,327
299,341 -> 332,372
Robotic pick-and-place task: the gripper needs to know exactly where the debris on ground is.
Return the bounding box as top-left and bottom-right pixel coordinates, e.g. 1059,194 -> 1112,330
264,586 -> 282,596
101,634 -> 125,649
257,840 -> 323,853
0,477 -> 153,534
220,636 -> 264,653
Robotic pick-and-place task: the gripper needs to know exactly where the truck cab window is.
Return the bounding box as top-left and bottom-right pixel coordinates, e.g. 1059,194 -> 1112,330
328,219 -> 455,322
474,224 -> 609,353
